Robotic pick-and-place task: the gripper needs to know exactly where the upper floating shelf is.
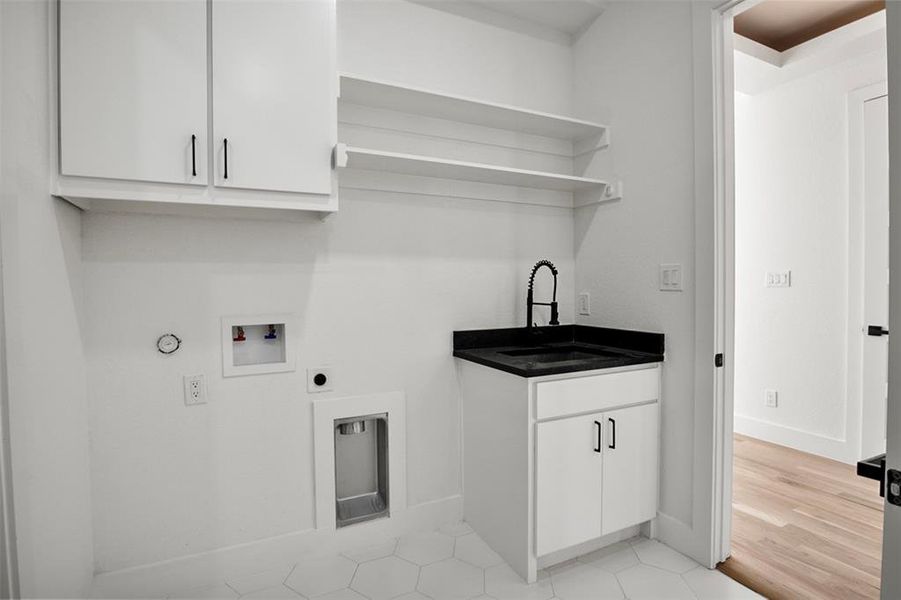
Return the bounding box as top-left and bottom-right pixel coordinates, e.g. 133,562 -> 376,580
335,144 -> 608,193
339,73 -> 607,143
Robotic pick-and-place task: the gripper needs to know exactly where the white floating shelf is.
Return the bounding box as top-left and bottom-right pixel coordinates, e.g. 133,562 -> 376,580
339,73 -> 607,143
335,145 -> 608,193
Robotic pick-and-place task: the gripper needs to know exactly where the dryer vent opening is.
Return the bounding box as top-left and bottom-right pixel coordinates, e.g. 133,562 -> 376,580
334,413 -> 389,528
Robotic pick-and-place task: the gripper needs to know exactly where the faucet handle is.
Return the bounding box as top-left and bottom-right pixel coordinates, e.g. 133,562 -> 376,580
550,302 -> 560,326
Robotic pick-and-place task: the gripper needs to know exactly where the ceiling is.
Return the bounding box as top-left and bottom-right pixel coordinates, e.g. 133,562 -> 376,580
415,0 -> 606,40
734,0 -> 885,52
471,0 -> 605,35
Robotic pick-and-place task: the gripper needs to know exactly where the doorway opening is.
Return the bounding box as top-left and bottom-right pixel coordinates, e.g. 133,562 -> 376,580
718,2 -> 889,598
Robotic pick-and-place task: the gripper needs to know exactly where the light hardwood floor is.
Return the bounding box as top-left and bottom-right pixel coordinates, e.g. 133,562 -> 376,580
718,434 -> 884,600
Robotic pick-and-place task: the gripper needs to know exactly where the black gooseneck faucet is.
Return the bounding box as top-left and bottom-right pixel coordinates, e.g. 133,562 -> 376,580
526,259 -> 560,331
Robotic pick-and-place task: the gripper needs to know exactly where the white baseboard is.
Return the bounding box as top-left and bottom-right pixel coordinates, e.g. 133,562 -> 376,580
654,512 -> 712,568
734,414 -> 855,464
90,494 -> 463,599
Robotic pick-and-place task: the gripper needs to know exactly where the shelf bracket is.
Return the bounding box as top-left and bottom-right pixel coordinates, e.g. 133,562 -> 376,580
573,180 -> 623,208
333,143 -> 349,169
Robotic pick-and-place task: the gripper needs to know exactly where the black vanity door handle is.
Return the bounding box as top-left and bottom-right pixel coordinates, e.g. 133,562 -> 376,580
223,138 -> 229,180
608,418 -> 616,449
191,134 -> 196,177
868,325 -> 889,337
593,420 -> 602,453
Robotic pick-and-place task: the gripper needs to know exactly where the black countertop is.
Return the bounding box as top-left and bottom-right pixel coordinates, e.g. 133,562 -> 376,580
453,324 -> 664,377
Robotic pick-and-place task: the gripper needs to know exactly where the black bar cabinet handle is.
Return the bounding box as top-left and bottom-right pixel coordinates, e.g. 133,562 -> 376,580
593,420 -> 602,453
191,134 -> 196,177
608,418 -> 616,449
223,138 -> 229,180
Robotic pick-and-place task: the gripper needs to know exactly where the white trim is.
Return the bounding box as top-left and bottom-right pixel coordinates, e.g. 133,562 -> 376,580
313,391 -> 407,531
780,10 -> 886,67
686,0 -> 742,570
698,0 -> 749,570
733,34 -> 782,67
848,81 -> 889,465
89,493 -> 459,600
734,415 -> 856,464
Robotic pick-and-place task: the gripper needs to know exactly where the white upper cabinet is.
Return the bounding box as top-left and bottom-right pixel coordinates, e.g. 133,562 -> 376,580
59,0 -> 208,185
55,0 -> 337,216
212,0 -> 335,194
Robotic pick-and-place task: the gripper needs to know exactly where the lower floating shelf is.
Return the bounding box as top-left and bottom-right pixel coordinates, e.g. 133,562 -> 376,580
335,144 -> 609,194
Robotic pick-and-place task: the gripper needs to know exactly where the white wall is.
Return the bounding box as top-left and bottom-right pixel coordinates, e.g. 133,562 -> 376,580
0,0 -> 94,596
733,43 -> 887,463
84,0 -> 576,573
572,1 -> 697,528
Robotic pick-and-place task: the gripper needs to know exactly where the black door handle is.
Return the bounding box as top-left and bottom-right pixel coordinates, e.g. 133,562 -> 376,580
223,138 -> 229,180
868,325 -> 889,337
608,418 -> 616,449
593,421 -> 602,453
191,134 -> 196,177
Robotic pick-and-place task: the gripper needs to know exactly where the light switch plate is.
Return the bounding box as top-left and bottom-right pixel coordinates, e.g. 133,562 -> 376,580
578,292 -> 591,315
659,264 -> 683,292
766,271 -> 791,288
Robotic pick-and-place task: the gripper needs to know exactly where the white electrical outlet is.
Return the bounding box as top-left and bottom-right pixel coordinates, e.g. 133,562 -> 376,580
659,264 -> 683,291
764,389 -> 778,408
183,374 -> 207,406
578,292 -> 591,316
766,271 -> 791,288
307,367 -> 334,393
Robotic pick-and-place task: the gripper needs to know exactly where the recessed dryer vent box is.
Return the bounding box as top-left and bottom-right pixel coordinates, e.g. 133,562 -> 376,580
221,314 -> 296,377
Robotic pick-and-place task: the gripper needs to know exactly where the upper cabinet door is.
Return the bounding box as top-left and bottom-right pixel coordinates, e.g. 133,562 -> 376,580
601,403 -> 659,535
536,413 -> 604,556
59,0 -> 208,185
211,0 -> 336,195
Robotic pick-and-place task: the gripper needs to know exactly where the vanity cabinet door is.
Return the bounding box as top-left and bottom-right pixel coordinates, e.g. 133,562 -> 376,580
536,413 -> 604,556
601,402 -> 659,535
59,0 -> 208,185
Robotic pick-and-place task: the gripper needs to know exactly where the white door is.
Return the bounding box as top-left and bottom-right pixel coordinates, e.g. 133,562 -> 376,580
601,403 -> 658,535
862,94 -> 890,460
59,0 -> 208,185
211,0 -> 335,194
535,413 -> 603,556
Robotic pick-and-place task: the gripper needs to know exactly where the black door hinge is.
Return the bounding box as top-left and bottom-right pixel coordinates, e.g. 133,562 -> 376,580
715,353 -> 724,368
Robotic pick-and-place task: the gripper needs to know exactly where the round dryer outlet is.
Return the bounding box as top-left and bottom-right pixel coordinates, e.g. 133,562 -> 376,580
307,367 -> 333,393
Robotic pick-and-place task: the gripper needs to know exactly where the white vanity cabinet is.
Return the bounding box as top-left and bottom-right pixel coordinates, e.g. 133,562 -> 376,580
55,0 -> 337,216
535,402 -> 658,555
458,361 -> 661,583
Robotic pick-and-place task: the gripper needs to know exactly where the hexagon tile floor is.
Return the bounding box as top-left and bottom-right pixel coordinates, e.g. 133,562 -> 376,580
165,524 -> 762,600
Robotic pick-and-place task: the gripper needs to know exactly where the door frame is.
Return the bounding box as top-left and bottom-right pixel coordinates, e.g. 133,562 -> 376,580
700,0 -> 747,567
0,230 -> 18,600
705,3 -> 901,596
850,81 -> 889,462
0,0 -> 20,593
